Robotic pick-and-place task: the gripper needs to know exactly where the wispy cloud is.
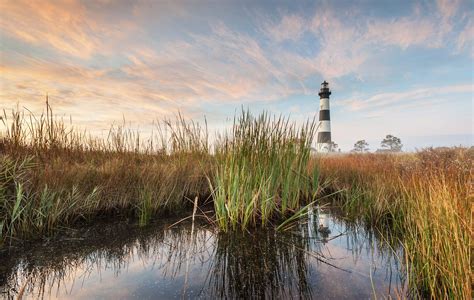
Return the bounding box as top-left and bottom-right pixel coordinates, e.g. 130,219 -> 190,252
121,23 -> 294,103
337,84 -> 473,112
365,17 -> 439,49
258,0 -> 471,79
0,0 -> 140,59
456,18 -> 474,54
260,14 -> 305,42
0,1 -> 100,58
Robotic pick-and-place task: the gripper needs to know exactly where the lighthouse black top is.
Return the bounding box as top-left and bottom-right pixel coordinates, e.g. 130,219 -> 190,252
318,81 -> 331,98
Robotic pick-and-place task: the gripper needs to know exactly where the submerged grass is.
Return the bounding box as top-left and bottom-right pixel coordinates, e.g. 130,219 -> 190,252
320,149 -> 472,299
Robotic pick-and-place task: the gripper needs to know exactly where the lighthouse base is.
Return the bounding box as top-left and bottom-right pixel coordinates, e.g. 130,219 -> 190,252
317,143 -> 331,153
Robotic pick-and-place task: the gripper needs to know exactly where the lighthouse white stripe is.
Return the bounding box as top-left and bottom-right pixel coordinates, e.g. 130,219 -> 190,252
319,98 -> 330,110
318,120 -> 331,132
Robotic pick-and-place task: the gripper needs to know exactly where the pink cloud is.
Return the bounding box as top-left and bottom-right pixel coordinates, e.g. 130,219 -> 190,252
260,14 -> 305,42
0,0 -> 141,59
0,0 -> 99,58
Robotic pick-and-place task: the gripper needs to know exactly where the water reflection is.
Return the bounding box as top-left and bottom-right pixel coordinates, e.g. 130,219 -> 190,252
0,207 -> 406,299
208,230 -> 310,299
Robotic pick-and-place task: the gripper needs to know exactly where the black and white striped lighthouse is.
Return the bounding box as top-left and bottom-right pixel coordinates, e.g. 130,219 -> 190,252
317,81 -> 332,152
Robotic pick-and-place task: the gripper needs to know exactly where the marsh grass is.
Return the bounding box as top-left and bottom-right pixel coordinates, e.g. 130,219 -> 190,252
211,111 -> 319,231
320,149 -> 472,299
1,104 -> 318,239
0,103 -> 212,242
1,102 -> 471,298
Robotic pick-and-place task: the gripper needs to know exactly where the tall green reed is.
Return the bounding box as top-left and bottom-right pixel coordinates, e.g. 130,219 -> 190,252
211,110 -> 319,231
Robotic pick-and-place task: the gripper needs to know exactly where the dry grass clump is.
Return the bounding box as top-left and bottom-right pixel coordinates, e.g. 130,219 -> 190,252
0,104 -> 212,242
319,148 -> 472,299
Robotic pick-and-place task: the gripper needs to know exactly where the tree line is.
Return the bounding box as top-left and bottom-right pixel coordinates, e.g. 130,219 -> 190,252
327,134 -> 403,153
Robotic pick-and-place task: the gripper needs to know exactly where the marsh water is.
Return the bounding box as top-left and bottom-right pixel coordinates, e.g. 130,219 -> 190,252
0,207 -> 406,299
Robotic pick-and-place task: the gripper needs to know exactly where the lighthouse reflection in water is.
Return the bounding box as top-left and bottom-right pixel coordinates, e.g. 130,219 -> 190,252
308,205 -> 332,244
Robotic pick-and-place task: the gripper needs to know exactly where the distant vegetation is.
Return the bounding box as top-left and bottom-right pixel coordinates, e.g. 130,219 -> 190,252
351,134 -> 403,153
352,139 -> 370,152
380,134 -> 403,151
320,149 -> 471,298
0,103 -> 471,298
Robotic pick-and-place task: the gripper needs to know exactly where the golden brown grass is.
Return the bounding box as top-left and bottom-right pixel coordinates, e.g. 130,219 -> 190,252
1,102 -> 471,298
0,103 -> 213,241
2,104 -> 322,239
319,149 -> 472,299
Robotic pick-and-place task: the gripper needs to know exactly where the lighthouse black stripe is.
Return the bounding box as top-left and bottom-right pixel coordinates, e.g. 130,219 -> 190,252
317,132 -> 331,143
319,110 -> 330,121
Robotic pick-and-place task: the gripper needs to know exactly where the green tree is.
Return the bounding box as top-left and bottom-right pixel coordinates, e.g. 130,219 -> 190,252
352,140 -> 369,152
380,134 -> 402,152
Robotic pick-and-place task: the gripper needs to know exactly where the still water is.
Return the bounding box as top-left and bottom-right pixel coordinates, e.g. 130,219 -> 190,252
0,207 -> 406,299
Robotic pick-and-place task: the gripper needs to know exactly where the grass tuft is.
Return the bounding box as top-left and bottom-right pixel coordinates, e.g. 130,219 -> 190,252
211,110 -> 319,231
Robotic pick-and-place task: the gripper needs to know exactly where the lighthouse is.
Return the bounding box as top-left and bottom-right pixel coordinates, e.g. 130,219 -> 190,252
317,81 -> 332,152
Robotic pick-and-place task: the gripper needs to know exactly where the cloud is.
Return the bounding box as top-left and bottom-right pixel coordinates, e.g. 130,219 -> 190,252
0,0 -> 99,59
121,23 -> 300,103
365,18 -> 439,49
0,55 -> 178,131
309,10 -> 369,79
260,14 -> 305,42
0,20 -> 303,132
259,0 -> 471,81
436,0 -> 460,21
363,0 -> 464,50
456,18 -> 474,54
0,0 -> 140,59
337,84 -> 473,112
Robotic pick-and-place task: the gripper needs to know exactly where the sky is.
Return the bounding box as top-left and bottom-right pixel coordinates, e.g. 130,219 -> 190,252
0,0 -> 473,151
